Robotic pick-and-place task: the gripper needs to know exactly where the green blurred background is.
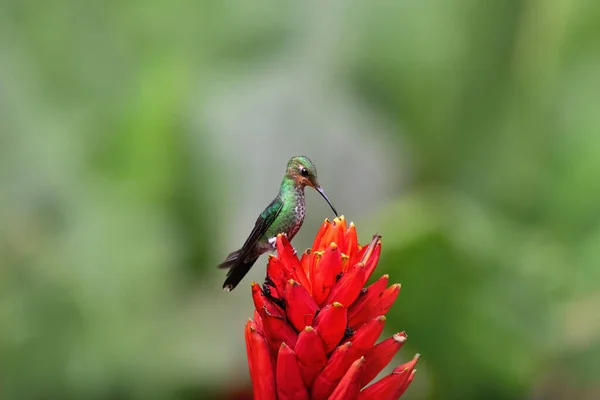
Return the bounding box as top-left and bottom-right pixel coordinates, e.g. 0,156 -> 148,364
2,0 -> 599,399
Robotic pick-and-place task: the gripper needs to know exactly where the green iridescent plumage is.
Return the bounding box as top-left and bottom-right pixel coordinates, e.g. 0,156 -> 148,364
219,156 -> 338,291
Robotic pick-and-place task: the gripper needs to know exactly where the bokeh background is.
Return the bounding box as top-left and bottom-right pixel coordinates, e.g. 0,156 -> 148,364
2,0 -> 600,399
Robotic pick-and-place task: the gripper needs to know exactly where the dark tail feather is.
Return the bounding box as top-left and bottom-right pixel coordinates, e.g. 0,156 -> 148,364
217,249 -> 242,270
222,256 -> 259,291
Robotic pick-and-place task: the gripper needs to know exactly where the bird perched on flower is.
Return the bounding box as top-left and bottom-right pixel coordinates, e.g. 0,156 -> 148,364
218,156 -> 338,291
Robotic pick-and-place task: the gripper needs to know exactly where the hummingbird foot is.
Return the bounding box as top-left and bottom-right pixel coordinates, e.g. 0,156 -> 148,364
269,233 -> 298,254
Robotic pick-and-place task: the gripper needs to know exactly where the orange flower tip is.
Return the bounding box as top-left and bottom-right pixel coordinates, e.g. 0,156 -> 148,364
277,233 -> 285,238
382,274 -> 389,279
349,221 -> 354,227
304,326 -> 315,332
281,342 -> 289,349
332,302 -> 344,308
393,333 -> 407,343
267,254 -> 276,260
324,218 -> 330,223
330,242 -> 338,250
304,248 -> 312,255
391,283 -> 401,290
314,251 -> 324,257
288,279 -> 297,285
341,253 -> 349,260
376,315 -> 387,322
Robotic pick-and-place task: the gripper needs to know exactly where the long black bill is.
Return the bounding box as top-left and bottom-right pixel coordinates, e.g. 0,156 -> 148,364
316,186 -> 338,217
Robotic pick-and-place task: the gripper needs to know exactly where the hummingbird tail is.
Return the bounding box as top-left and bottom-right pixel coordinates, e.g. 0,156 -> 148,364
222,256 -> 259,291
217,249 -> 242,269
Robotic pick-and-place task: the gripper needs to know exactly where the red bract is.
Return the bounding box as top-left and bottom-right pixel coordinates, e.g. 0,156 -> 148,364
244,217 -> 419,400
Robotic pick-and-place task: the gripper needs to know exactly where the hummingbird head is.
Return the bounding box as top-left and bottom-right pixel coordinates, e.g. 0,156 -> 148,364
286,156 -> 338,216
287,156 -> 319,188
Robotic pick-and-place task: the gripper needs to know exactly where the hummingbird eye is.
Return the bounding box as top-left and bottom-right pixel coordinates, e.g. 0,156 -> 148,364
300,167 -> 309,177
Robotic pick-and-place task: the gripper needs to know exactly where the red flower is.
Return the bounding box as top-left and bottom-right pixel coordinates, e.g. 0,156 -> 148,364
245,217 -> 419,400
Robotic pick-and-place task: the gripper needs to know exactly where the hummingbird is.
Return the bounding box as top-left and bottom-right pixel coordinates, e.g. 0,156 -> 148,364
218,155 -> 338,291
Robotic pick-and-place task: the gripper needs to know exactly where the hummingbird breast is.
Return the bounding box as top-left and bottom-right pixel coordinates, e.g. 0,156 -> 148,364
288,200 -> 305,240
288,185 -> 306,239
263,186 -> 306,246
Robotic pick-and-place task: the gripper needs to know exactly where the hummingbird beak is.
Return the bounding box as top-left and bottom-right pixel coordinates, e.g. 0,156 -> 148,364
315,186 -> 338,217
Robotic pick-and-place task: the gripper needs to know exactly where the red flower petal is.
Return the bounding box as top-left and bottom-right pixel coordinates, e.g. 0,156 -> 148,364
284,280 -> 318,332
266,255 -> 288,299
361,235 -> 382,283
358,354 -> 419,400
310,341 -> 353,400
341,253 -> 351,274
330,217 -> 346,252
245,320 -> 276,400
348,245 -> 367,269
314,302 -> 347,353
396,369 -> 417,397
348,315 -> 387,357
311,219 -> 331,252
252,282 -> 284,319
276,342 -> 310,400
253,310 -> 264,333
328,356 -> 366,400
337,215 -> 347,231
262,307 -> 298,354
362,332 -> 407,386
324,261 -> 367,308
299,249 -> 314,287
276,235 -> 311,291
344,222 -> 358,262
347,275 -> 389,329
376,283 -> 401,316
295,326 -> 327,387
344,222 -> 358,252
317,224 -> 338,253
358,373 -> 400,400
312,243 -> 343,305
392,354 -> 419,374
309,251 -> 323,290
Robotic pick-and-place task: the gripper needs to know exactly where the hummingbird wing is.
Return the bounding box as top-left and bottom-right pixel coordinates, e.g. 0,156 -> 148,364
221,197 -> 284,291
217,197 -> 284,270
235,196 -> 284,263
